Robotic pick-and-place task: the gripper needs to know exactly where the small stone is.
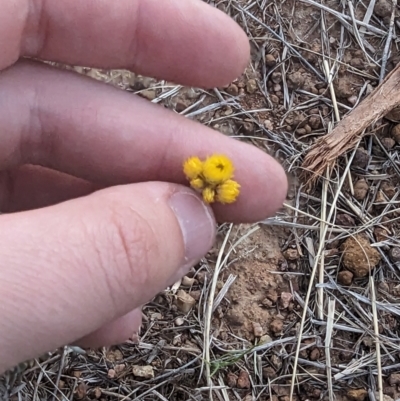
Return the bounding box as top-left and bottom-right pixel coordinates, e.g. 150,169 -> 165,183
115,364 -> 125,374
140,89 -> 156,101
270,94 -> 280,104
74,382 -> 87,400
375,190 -> 386,204
107,369 -> 116,379
181,276 -> 195,287
237,370 -> 251,389
347,389 -> 368,401
375,393 -> 394,401
287,71 -> 305,90
106,349 -> 123,362
374,0 -> 392,18
389,372 -> 400,385
350,58 -> 364,69
338,270 -> 353,285
384,388 -> 396,398
246,79 -> 257,94
296,128 -> 307,136
242,121 -> 254,134
304,124 -> 312,134
354,179 -> 369,201
226,372 -> 238,387
374,227 -> 389,242
175,289 -> 196,313
381,182 -> 396,198
223,106 -> 233,116
389,247 -> 400,262
273,84 -> 281,92
381,137 -> 396,150
262,298 -> 273,307
226,84 -> 239,96
175,97 -> 190,112
335,213 -> 355,226
190,290 -> 201,301
348,95 -> 358,105
271,72 -> 282,84
391,124 -> 400,143
264,120 -> 274,130
283,248 -> 300,260
334,78 -> 354,98
353,148 -> 369,169
93,388 -> 102,399
259,334 -> 273,344
175,317 -> 184,326
308,115 -> 321,129
279,292 -> 292,309
309,348 -> 320,361
262,366 -> 277,380
252,322 -> 264,337
270,355 -> 282,370
132,365 -> 154,379
265,289 -> 278,303
270,318 -> 283,335
362,336 -> 374,347
265,54 -> 276,67
341,234 -> 381,277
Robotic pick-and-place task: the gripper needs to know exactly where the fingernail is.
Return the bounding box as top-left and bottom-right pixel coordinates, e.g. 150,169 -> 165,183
169,191 -> 216,276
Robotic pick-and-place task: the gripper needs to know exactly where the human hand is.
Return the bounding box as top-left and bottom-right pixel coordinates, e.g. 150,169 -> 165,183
0,0 -> 287,373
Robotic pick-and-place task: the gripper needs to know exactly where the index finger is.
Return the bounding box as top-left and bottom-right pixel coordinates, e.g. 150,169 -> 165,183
2,0 -> 250,88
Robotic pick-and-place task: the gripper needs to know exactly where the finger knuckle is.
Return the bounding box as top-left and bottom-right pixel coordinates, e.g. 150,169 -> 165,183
95,201 -> 157,306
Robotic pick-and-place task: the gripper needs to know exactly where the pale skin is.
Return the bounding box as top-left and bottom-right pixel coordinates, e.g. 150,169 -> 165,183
0,0 -> 288,374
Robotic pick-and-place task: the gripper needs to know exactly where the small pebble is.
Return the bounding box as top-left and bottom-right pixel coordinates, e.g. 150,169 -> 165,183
389,247 -> 400,262
265,54 -> 276,67
237,370 -> 251,389
309,348 -> 320,361
391,124 -> 400,143
353,148 -> 369,169
246,79 -> 257,94
337,270 -> 353,286
353,179 -> 369,201
381,137 -> 396,150
226,84 -> 239,96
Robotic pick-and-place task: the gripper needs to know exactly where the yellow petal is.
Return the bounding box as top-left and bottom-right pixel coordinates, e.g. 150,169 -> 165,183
202,154 -> 234,185
216,179 -> 240,204
202,187 -> 216,204
190,178 -> 205,191
183,156 -> 203,180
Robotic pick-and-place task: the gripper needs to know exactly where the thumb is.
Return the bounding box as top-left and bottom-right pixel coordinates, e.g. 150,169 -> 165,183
0,182 -> 216,373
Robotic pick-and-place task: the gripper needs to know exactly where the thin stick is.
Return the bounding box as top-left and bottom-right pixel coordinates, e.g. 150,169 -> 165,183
204,224 -> 233,387
325,298 -> 335,401
370,277 -> 384,401
380,0 -> 398,82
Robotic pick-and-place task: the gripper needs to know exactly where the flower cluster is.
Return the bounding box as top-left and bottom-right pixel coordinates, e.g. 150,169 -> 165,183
183,154 -> 241,204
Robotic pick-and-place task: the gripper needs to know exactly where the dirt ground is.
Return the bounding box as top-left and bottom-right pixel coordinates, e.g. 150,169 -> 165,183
2,0 -> 400,400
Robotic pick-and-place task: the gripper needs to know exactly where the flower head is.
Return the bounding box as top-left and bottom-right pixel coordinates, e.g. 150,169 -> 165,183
216,179 -> 241,204
183,156 -> 203,180
202,155 -> 234,185
202,187 -> 216,204
190,178 -> 205,191
182,153 -> 240,205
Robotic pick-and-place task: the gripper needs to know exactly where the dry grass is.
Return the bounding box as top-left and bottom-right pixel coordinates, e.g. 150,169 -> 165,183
2,0 -> 400,400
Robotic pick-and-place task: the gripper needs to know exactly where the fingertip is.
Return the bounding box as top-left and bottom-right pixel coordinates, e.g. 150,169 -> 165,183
211,149 -> 288,224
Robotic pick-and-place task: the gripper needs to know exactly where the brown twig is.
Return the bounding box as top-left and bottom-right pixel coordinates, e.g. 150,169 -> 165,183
301,62 -> 400,185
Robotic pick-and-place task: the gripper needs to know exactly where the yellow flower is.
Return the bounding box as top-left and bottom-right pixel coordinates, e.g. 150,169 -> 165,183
190,178 -> 205,191
216,179 -> 241,204
183,156 -> 203,180
202,187 -> 216,204
202,154 -> 234,185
